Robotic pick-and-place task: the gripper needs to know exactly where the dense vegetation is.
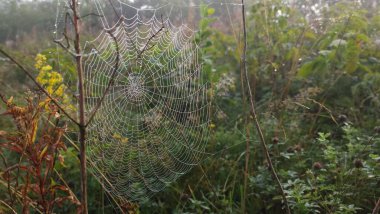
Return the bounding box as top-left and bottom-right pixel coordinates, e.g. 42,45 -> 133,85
0,0 -> 379,213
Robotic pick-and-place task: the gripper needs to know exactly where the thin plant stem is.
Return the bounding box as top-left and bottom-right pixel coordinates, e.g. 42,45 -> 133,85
239,39 -> 251,214
70,0 -> 88,213
240,0 -> 291,213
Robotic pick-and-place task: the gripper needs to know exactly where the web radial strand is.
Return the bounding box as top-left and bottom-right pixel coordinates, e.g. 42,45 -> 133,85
84,6 -> 210,201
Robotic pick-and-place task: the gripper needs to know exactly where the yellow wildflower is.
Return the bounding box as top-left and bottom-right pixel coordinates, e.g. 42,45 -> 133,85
34,54 -> 47,70
46,86 -> 54,94
41,65 -> 53,72
36,71 -> 49,85
34,53 -> 75,113
55,85 -> 65,97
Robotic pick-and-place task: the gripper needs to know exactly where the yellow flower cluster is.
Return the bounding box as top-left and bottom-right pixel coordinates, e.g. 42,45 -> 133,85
35,54 -> 65,97
34,54 -> 47,70
34,54 -> 75,111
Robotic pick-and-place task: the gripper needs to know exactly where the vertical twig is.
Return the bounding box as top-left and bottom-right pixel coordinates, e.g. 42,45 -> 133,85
239,38 -> 251,214
70,0 -> 87,213
240,0 -> 291,213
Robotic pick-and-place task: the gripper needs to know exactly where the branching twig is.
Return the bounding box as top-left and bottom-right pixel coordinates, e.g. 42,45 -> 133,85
54,39 -> 76,57
85,31 -> 120,127
54,13 -> 76,56
136,15 -> 166,59
240,1 -> 291,213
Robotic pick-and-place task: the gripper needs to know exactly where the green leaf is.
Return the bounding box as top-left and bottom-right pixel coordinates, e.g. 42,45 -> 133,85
298,56 -> 328,78
369,57 -> 380,64
329,39 -> 347,48
369,154 -> 380,161
344,40 -> 360,74
298,62 -> 314,78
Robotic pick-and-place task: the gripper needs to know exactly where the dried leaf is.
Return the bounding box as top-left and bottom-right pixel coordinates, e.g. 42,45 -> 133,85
7,96 -> 13,104
58,154 -> 66,167
51,185 -> 68,192
39,145 -> 49,161
30,120 -> 38,144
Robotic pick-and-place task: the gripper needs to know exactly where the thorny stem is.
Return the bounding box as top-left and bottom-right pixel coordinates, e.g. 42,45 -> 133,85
240,0 -> 291,213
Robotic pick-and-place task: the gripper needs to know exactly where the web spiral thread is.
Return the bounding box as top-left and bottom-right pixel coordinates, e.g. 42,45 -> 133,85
81,2 -> 211,201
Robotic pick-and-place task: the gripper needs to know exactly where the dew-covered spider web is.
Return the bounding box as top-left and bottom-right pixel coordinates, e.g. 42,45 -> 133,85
54,0 -> 225,202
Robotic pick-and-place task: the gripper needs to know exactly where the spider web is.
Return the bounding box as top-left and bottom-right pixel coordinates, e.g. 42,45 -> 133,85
55,0 -> 213,201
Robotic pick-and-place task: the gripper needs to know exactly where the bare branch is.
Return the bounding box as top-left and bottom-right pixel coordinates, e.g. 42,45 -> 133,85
85,30 -> 120,127
54,12 -> 76,56
53,39 -> 76,57
0,48 -> 79,126
136,15 -> 166,59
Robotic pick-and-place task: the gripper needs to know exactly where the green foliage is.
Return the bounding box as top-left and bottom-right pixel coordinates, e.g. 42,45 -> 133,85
1,0 -> 380,213
151,1 -> 380,213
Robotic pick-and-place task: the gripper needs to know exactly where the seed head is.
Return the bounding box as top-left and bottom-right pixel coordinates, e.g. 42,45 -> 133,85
272,137 -> 279,144
313,162 -> 323,170
354,159 -> 363,168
